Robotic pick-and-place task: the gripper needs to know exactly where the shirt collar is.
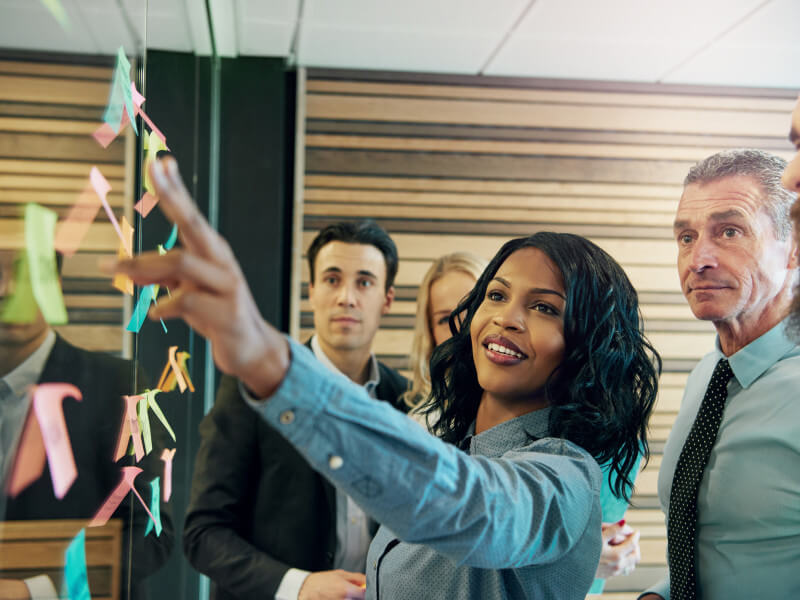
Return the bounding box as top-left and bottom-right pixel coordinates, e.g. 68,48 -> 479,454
310,335 -> 381,393
716,318 -> 798,389
3,329 -> 56,398
468,407 -> 552,458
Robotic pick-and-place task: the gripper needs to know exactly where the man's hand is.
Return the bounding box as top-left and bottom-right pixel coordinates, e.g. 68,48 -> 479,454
0,579 -> 30,600
595,520 -> 641,579
298,570 -> 366,600
111,158 -> 288,398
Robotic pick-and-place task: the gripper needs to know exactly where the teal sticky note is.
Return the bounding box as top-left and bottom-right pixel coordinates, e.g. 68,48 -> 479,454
103,47 -> 138,135
145,477 -> 162,536
63,528 -> 91,600
25,203 -> 68,324
126,284 -> 154,332
164,224 -> 178,250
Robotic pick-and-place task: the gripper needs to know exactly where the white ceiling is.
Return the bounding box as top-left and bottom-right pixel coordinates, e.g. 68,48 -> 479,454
1,0 -> 799,88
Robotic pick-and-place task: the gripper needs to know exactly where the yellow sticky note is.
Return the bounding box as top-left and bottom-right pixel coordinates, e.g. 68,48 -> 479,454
143,130 -> 169,194
25,203 -> 67,324
0,250 -> 38,323
112,215 -> 134,295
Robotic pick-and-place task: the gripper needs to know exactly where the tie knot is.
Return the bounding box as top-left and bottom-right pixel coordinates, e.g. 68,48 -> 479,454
713,358 -> 734,385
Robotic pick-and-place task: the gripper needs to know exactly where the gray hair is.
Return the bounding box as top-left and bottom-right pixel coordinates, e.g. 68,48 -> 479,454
684,149 -> 794,240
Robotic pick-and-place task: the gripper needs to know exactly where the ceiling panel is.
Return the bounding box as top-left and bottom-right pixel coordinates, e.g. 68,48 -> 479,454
485,0 -> 769,81
664,0 -> 800,88
235,0 -> 297,56
0,0 -> 97,54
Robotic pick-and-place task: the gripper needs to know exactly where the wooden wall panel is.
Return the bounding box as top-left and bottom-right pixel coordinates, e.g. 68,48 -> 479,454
0,57 -> 131,354
297,69 -> 795,598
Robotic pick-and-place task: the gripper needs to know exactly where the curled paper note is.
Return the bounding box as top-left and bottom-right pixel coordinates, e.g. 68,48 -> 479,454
160,448 -> 176,502
90,167 -> 131,257
126,284 -> 155,333
114,395 -> 144,463
134,192 -> 159,218
137,389 -> 176,456
111,215 -> 134,295
6,406 -> 46,497
89,466 -> 156,529
25,203 -> 68,324
156,347 -> 194,393
33,383 -> 82,499
54,185 -> 101,257
102,47 -> 137,136
0,250 -> 38,324
63,528 -> 91,600
144,477 -> 163,537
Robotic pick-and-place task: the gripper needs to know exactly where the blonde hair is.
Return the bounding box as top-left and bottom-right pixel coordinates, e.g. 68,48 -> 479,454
403,252 -> 488,411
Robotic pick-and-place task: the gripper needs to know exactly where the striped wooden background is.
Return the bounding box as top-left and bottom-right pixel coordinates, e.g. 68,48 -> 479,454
0,56 -> 133,355
296,69 -> 797,597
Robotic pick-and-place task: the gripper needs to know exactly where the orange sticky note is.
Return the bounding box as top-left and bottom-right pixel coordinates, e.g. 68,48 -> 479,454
113,395 -> 144,463
134,192 -> 158,218
6,405 -> 46,498
157,346 -> 192,393
88,466 -> 156,529
54,186 -> 102,257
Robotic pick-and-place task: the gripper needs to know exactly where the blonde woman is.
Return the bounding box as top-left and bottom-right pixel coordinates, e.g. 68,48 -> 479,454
402,252 -> 487,417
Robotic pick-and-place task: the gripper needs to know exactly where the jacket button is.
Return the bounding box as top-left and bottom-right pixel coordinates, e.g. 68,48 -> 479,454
328,455 -> 343,470
279,410 -> 295,425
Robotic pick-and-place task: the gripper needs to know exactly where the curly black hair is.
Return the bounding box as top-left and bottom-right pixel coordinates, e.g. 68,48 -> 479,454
423,232 -> 660,502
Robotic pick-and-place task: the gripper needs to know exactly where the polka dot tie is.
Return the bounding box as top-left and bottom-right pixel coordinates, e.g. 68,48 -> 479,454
667,358 -> 734,599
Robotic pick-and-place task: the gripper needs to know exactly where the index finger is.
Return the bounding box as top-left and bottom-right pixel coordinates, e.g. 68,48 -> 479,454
149,158 -> 234,264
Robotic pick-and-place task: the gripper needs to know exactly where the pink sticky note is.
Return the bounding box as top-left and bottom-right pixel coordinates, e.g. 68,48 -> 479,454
92,122 -> 118,148
160,448 -> 176,502
134,192 -> 159,218
113,395 -> 144,463
88,466 -> 156,529
6,408 -> 47,498
32,383 -> 82,499
130,82 -> 169,150
54,186 -> 102,257
90,166 -> 131,257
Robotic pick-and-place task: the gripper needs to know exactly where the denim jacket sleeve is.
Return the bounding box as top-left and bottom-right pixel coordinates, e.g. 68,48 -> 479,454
244,337 -> 600,570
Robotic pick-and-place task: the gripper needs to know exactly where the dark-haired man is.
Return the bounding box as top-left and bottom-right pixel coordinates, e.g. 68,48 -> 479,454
640,149 -> 800,599
0,249 -> 173,599
183,221 -> 408,600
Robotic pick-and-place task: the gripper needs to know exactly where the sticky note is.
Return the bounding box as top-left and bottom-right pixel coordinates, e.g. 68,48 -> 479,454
63,529 -> 90,600
0,250 -> 38,324
90,167 -> 131,257
164,224 -> 178,250
111,216 -> 134,295
40,0 -> 70,31
6,408 -> 46,497
54,186 -> 102,257
33,383 -> 82,499
143,131 -> 170,194
114,395 -> 144,463
126,284 -> 154,333
134,192 -> 158,218
160,448 -> 176,502
144,478 -> 162,536
103,47 -> 137,135
25,203 -> 68,324
92,122 -> 117,148
89,466 -> 156,528
131,82 -> 169,149
157,346 -> 194,393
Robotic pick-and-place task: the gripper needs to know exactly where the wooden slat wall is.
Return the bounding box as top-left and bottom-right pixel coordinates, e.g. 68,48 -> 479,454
0,57 -> 131,354
298,69 -> 796,597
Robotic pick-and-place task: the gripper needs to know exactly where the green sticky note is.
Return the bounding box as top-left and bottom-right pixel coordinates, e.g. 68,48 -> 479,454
25,203 -> 68,324
0,250 -> 39,323
40,0 -> 71,31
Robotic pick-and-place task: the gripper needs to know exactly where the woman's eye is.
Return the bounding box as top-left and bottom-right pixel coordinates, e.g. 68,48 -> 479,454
531,302 -> 557,315
437,316 -> 449,326
487,290 -> 504,301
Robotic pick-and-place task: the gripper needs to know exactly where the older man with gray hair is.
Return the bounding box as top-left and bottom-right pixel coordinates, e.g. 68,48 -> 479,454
640,149 -> 800,600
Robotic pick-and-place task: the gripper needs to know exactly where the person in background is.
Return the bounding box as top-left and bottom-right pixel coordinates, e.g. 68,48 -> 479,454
782,95 -> 800,335
183,221 -> 408,600
640,149 -> 800,599
0,250 -> 173,600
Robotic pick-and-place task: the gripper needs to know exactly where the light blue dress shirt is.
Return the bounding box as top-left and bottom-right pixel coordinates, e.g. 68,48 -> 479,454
248,338 -> 603,600
644,319 -> 800,599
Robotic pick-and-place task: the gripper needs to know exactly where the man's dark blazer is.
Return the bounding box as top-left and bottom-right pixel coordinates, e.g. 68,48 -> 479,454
183,340 -> 408,600
4,334 -> 174,598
